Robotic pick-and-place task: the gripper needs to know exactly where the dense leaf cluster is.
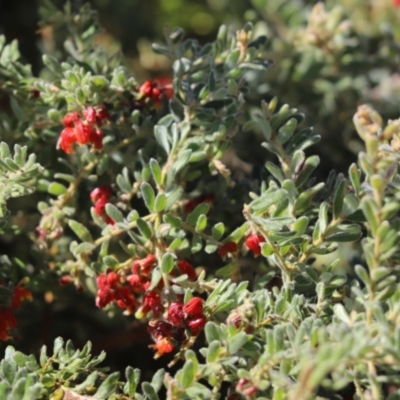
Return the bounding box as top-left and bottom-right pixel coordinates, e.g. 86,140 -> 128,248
1,1 -> 400,399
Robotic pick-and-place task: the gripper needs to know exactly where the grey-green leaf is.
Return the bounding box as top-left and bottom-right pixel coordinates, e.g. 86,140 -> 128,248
333,179 -> 346,219
124,367 -> 140,397
181,360 -> 196,389
105,203 -> 124,223
94,371 -> 120,399
137,218 -> 153,240
150,159 -> 163,186
228,332 -> 248,354
68,220 -> 93,242
161,253 -> 175,274
48,182 -> 67,196
249,189 -> 287,213
141,182 -> 156,212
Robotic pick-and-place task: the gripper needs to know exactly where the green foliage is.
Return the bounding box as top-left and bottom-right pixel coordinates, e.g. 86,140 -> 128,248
1,1 -> 400,400
0,142 -> 43,222
0,337 -> 144,399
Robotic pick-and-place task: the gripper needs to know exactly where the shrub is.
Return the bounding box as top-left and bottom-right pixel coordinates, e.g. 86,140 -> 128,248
1,1 -> 400,399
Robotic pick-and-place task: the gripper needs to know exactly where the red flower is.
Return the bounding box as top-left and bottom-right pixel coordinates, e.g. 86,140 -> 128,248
0,308 -> 17,341
96,106 -> 110,124
58,127 -> 77,153
92,129 -> 104,150
63,112 -> 80,127
58,106 -> 108,154
148,320 -> 173,340
151,337 -> 174,357
95,271 -> 138,312
11,286 -> 32,308
172,327 -> 186,342
90,185 -> 115,225
106,271 -> 119,287
114,286 -> 137,312
94,197 -> 108,216
141,254 -> 157,270
167,302 -> 184,326
83,106 -> 97,124
95,272 -> 119,308
142,291 -> 163,314
105,215 -> 116,225
127,274 -> 145,292
245,234 -> 265,257
95,291 -> 112,308
177,260 -> 197,280
96,273 -> 108,290
75,121 -> 95,145
132,254 -> 157,275
393,0 -> 400,6
131,260 -> 140,274
59,276 -> 72,286
183,297 -> 203,318
90,185 -> 112,203
139,76 -> 173,105
154,76 -> 174,100
187,315 -> 206,335
0,284 -> 32,341
218,241 -> 238,257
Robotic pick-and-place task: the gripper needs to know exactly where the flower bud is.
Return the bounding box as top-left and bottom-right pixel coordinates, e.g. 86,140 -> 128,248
245,234 -> 265,257
58,127 -> 77,154
187,315 -> 207,335
59,276 -> 72,286
63,112 -> 80,127
151,337 -> 174,358
183,297 -> 203,318
218,241 -> 237,257
177,260 -> 197,280
167,302 -> 184,326
353,105 -> 383,142
83,106 -> 97,124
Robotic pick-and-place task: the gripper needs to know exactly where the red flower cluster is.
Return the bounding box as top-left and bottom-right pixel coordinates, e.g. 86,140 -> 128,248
218,241 -> 238,258
95,255 -> 199,319
90,185 -> 115,225
58,105 -> 110,154
393,0 -> 400,7
169,297 -> 206,334
0,284 -> 32,341
95,254 -> 161,316
96,271 -> 139,314
139,76 -> 173,106
245,234 -> 265,257
148,321 -> 177,357
149,297 -> 207,358
184,194 -> 215,214
95,254 -> 203,357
